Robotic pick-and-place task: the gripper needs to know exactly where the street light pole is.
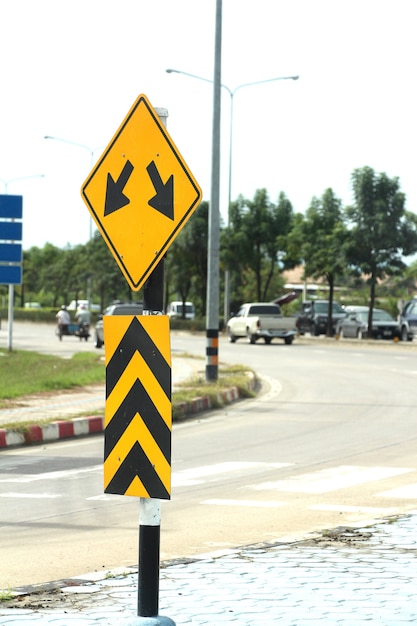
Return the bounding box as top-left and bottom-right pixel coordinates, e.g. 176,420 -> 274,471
166,68 -> 299,322
0,174 -> 45,194
44,136 -> 103,241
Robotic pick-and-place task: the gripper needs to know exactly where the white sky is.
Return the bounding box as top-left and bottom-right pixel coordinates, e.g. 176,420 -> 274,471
1,0 -> 416,250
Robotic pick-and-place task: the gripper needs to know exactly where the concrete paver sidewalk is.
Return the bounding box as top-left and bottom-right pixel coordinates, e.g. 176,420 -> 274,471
0,513 -> 416,624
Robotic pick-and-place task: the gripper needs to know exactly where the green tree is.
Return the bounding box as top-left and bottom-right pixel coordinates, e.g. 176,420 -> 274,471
165,201 -> 209,317
86,233 -> 129,309
345,166 -> 417,334
222,189 -> 293,304
300,188 -> 347,336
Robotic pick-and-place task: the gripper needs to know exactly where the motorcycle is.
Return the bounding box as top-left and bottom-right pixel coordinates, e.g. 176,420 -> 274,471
55,322 -> 90,341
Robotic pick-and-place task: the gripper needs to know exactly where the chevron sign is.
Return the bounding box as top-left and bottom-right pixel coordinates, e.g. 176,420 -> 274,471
103,315 -> 172,499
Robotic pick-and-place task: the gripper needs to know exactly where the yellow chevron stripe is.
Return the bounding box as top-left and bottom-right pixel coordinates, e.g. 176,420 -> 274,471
104,315 -> 171,365
125,475 -> 149,498
105,350 -> 171,428
104,413 -> 171,494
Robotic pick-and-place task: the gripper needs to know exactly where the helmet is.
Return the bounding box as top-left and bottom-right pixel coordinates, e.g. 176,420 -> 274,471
80,304 -> 86,309
61,305 -> 66,310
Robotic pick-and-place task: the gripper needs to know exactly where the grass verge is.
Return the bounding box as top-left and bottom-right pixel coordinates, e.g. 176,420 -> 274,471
0,349 -> 105,403
0,351 -> 256,433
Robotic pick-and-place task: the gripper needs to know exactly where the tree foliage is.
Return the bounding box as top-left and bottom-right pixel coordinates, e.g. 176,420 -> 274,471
6,171 -> 417,324
221,189 -> 295,307
345,166 -> 417,331
296,188 -> 347,335
165,201 -> 209,316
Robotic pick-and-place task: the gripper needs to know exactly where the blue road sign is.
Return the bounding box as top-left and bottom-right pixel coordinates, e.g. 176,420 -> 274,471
0,195 -> 23,219
0,265 -> 22,285
0,243 -> 22,262
0,195 -> 23,284
0,221 -> 22,241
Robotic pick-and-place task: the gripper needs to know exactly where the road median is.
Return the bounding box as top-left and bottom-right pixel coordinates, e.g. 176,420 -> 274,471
0,365 -> 257,448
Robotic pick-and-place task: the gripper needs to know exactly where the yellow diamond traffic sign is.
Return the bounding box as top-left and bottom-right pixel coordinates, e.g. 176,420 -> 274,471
81,94 -> 202,291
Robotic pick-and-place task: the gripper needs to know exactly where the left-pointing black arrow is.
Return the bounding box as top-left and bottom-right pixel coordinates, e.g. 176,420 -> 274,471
104,160 -> 134,216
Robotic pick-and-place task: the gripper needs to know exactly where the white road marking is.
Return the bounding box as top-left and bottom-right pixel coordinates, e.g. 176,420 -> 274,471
87,494 -> 125,501
2,462 -> 416,513
0,492 -> 62,499
309,504 -> 397,514
249,466 -> 413,494
172,461 -> 293,487
202,499 -> 287,508
257,375 -> 282,401
377,483 -> 417,499
0,465 -> 102,484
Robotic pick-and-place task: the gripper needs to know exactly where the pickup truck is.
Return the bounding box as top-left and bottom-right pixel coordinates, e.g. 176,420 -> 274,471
295,299 -> 346,336
226,302 -> 297,344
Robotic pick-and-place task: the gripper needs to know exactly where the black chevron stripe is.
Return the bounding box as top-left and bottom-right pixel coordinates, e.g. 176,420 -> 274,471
105,441 -> 170,499
104,378 -> 171,462
106,316 -> 171,399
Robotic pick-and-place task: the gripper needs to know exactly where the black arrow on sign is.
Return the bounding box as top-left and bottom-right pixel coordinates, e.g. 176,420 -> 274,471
147,161 -> 174,220
104,160 -> 134,216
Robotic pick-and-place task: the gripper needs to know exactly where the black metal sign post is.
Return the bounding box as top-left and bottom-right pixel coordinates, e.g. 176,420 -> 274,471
136,255 -> 175,625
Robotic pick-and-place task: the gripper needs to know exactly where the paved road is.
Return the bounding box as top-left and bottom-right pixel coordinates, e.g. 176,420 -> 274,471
1,329 -> 417,590
1,322 -> 417,626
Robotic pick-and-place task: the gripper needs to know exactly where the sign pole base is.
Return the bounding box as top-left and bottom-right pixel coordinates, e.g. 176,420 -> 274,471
120,617 -> 176,625
133,501 -> 176,624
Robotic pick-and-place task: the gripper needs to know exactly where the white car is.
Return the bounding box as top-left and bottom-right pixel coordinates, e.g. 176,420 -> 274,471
67,299 -> 101,312
167,301 -> 195,320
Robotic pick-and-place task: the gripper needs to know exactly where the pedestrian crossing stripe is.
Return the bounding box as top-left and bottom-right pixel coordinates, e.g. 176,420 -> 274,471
103,315 -> 171,499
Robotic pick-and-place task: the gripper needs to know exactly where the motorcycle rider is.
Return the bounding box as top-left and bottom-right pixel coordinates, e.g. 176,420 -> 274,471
56,305 -> 70,334
75,304 -> 91,333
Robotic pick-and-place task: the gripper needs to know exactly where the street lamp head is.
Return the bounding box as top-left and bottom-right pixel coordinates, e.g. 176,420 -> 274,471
166,68 -> 175,74
291,75 -> 300,81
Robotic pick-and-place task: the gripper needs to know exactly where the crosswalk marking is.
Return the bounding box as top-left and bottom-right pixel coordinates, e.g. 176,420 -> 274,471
172,462 -> 293,487
1,463 -> 416,511
0,465 -> 102,484
0,492 -> 61,499
309,504 -> 397,514
249,465 -> 413,494
377,483 -> 417,499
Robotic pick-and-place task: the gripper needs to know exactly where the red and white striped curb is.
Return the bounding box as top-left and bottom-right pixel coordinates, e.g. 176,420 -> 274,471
175,379 -> 254,420
0,416 -> 104,449
0,374 -> 256,448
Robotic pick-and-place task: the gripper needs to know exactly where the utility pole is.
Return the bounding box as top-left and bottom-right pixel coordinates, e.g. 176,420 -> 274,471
205,0 -> 222,382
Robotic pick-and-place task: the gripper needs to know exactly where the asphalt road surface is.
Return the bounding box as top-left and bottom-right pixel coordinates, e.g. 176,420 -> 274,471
1,324 -> 416,587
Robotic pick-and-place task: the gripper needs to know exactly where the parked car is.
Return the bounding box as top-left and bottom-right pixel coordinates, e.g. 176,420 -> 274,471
24,301 -> 42,309
295,300 -> 346,336
94,301 -> 143,348
68,299 -> 101,313
166,301 -> 195,320
336,306 -> 400,340
399,299 -> 417,341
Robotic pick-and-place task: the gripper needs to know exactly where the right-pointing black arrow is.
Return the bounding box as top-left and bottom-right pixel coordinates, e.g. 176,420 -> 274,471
104,160 -> 134,216
147,161 -> 174,220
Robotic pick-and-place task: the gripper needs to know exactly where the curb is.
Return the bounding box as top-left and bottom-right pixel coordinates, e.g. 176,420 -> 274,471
0,374 -> 257,449
0,415 -> 104,449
